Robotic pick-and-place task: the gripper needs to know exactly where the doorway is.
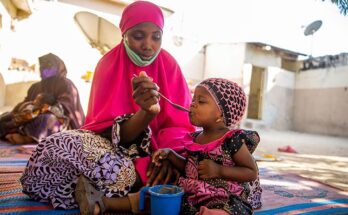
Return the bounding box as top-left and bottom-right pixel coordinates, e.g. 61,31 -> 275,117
247,66 -> 265,119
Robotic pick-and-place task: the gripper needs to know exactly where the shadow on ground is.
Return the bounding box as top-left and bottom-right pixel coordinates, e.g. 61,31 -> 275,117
257,153 -> 348,191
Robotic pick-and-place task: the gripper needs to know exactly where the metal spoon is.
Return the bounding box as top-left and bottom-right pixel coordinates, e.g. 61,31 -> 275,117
133,74 -> 190,112
157,91 -> 190,112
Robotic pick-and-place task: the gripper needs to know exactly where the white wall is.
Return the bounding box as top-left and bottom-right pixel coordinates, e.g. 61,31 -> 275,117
243,45 -> 296,130
242,64 -> 295,130
294,66 -> 348,137
295,66 -> 348,89
244,46 -> 281,68
263,67 -> 295,130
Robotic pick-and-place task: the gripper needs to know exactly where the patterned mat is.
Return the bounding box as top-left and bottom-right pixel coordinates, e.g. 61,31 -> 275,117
0,142 -> 78,214
1,142 -> 348,214
254,168 -> 348,214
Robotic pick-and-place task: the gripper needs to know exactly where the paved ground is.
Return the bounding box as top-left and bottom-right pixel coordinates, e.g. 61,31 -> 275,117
252,128 -> 348,191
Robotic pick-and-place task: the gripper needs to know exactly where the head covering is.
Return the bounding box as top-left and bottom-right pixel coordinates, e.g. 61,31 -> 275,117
82,1 -> 193,184
198,78 -> 247,127
22,53 -> 85,129
38,53 -> 67,79
119,1 -> 164,34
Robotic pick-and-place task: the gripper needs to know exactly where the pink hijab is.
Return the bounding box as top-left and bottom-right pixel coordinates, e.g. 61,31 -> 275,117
82,1 -> 194,183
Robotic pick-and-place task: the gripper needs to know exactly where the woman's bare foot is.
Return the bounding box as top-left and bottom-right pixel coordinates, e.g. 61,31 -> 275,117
75,175 -> 105,215
94,201 -> 101,215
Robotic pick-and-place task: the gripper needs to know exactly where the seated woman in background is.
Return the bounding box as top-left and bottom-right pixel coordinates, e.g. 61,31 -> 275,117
0,53 -> 85,143
4,92 -> 69,144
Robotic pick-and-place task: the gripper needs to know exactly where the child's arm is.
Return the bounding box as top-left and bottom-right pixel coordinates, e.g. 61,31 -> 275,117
221,143 -> 257,181
152,148 -> 186,173
198,143 -> 258,182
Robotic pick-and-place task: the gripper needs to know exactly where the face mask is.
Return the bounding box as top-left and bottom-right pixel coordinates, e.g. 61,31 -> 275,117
123,40 -> 160,67
41,67 -> 58,78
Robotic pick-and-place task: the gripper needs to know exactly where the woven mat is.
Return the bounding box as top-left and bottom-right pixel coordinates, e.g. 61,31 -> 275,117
0,142 -> 132,214
255,168 -> 348,214
257,153 -> 348,191
1,142 -> 347,214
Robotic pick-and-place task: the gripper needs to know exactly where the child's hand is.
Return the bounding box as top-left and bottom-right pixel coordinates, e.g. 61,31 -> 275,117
152,148 -> 171,167
198,159 -> 221,179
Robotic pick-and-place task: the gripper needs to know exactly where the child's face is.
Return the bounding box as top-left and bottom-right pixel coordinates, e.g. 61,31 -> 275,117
33,94 -> 43,107
189,86 -> 222,127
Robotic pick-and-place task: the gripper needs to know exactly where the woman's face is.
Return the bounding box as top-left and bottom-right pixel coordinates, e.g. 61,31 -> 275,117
189,86 -> 222,127
124,22 -> 162,60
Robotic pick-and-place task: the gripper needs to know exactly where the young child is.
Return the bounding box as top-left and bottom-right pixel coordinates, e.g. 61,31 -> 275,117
3,92 -> 68,144
152,78 -> 258,214
74,78 -> 260,215
14,93 -> 57,123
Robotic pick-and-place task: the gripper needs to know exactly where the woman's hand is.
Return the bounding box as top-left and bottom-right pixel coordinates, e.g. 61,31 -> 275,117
132,71 -> 160,115
198,159 -> 221,179
146,158 -> 180,186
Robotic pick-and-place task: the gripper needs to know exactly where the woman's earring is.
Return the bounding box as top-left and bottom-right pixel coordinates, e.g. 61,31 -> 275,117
216,118 -> 222,123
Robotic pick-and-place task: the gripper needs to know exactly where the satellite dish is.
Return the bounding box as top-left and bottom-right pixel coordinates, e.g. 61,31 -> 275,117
304,20 -> 322,36
74,11 -> 122,55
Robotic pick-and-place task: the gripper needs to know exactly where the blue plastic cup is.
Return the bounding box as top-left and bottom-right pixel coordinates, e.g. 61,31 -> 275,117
139,185 -> 184,215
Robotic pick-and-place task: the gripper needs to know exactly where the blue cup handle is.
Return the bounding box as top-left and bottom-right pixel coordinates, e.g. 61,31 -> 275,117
139,186 -> 150,211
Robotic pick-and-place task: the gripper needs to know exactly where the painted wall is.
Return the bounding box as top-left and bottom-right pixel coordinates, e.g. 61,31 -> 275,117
242,66 -> 295,131
244,45 -> 281,68
169,41 -> 348,136
198,43 -> 297,130
263,67 -> 295,130
294,66 -> 348,137
244,46 -> 296,130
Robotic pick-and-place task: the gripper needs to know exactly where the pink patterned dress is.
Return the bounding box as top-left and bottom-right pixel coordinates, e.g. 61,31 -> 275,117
179,129 -> 259,215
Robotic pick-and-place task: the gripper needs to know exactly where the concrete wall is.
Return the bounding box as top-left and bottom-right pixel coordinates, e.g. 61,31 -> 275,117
243,46 -> 295,130
181,42 -> 347,136
0,72 -> 37,114
263,67 -> 295,130
294,66 -> 348,137
201,43 -> 297,130
244,44 -> 281,68
242,66 -> 295,131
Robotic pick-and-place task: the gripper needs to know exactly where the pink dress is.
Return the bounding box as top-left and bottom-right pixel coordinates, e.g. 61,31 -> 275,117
179,129 -> 257,215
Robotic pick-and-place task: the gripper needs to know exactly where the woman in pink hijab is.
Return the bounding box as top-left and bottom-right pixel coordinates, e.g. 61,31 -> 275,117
20,0 -> 194,211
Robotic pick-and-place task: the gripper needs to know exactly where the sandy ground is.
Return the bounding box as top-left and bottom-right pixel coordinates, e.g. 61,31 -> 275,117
251,128 -> 348,191
254,128 -> 348,156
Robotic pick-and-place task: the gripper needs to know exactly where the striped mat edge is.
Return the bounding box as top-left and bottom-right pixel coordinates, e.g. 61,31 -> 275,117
255,198 -> 348,215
